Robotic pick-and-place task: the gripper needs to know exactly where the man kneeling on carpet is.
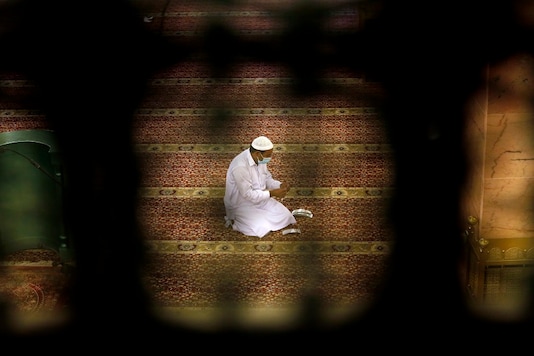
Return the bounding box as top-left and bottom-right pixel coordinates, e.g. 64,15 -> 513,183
224,136 -> 297,238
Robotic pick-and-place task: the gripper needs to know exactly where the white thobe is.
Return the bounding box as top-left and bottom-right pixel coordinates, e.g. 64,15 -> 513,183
224,148 -> 296,237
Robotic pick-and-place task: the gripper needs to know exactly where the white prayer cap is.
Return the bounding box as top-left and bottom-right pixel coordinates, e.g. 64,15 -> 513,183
251,136 -> 273,151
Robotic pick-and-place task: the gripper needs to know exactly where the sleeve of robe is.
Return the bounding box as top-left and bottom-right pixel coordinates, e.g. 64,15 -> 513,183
232,166 -> 271,204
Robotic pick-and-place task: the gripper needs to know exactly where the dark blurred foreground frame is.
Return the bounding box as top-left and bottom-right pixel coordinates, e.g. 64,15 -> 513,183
0,0 -> 533,351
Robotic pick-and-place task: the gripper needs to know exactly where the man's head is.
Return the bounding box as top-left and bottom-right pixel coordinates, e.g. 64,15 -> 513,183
250,136 -> 273,164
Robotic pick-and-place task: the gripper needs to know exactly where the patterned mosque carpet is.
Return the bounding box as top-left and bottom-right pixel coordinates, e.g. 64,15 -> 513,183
0,0 -> 396,331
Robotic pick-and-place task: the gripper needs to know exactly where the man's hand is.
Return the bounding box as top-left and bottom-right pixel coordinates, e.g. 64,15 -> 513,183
270,182 -> 290,198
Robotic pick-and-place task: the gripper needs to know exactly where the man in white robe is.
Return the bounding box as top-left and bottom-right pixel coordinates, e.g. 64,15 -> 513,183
224,136 -> 297,237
